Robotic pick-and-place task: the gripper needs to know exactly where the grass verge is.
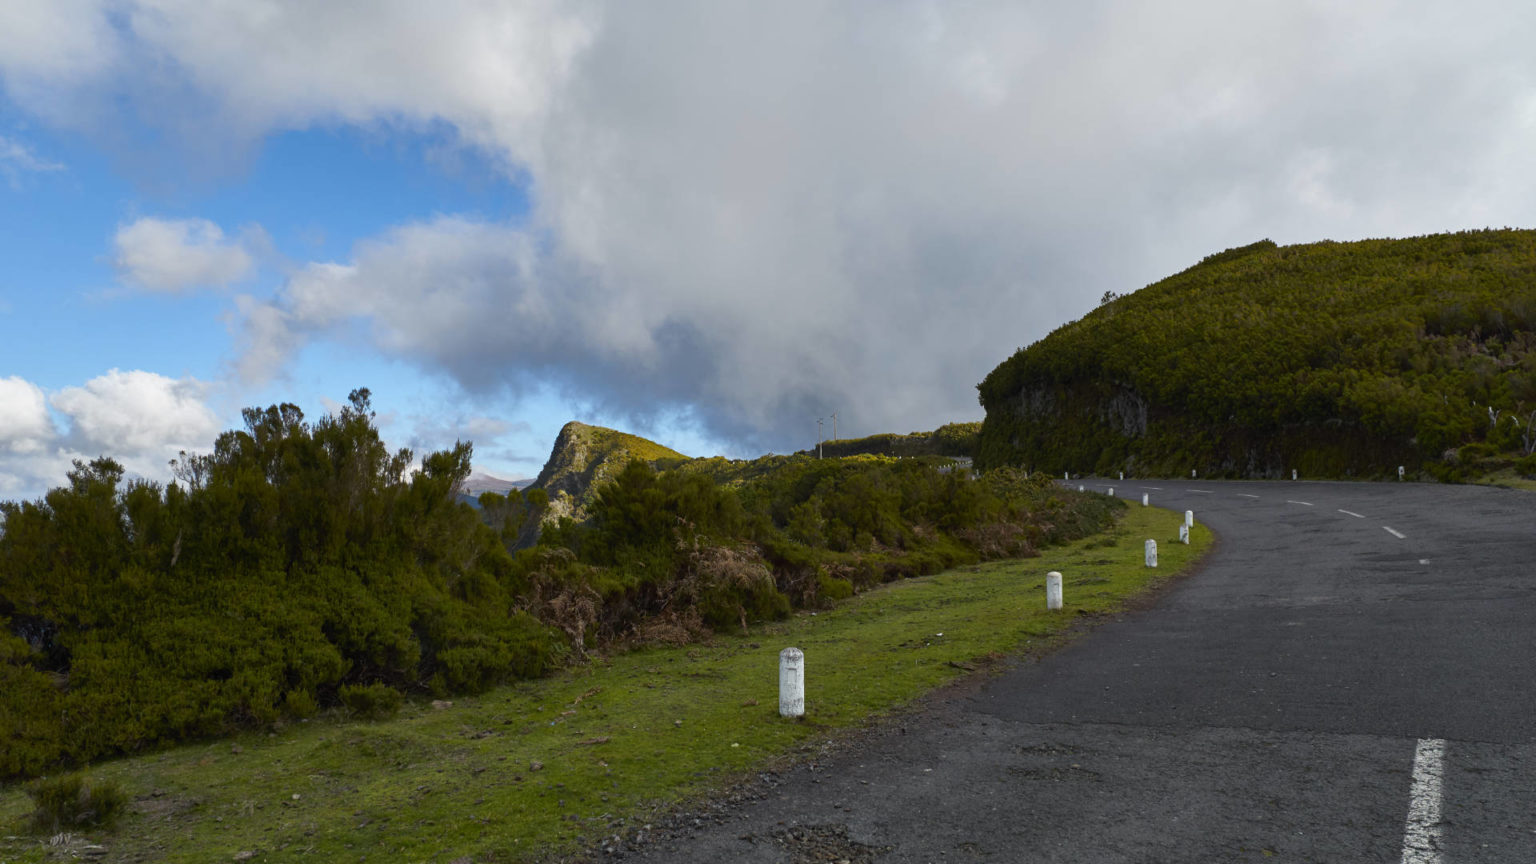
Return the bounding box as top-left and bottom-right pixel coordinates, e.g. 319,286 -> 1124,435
0,504 -> 1210,863
1469,467 -> 1536,492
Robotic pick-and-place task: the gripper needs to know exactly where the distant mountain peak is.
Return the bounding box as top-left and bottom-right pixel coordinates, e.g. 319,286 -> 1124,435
462,470 -> 533,495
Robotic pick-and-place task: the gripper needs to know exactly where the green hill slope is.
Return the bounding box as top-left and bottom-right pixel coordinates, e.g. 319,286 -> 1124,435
976,229 -> 1536,479
798,422 -> 981,460
520,421 -> 689,539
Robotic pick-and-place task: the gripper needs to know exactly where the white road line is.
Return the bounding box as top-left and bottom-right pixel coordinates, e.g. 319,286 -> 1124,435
1338,509 -> 1366,518
1141,486 -> 1163,491
1186,489 -> 1213,494
1237,493 -> 1260,499
1419,559 -> 1431,565
1400,738 -> 1445,864
1384,526 -> 1407,539
1286,500 -> 1314,506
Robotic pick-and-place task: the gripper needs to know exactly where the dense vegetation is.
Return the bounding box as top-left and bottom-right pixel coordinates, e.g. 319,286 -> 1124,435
804,422 -> 981,460
0,391 -> 557,777
1,398 -> 1115,778
977,230 -> 1536,479
515,453 -> 1113,646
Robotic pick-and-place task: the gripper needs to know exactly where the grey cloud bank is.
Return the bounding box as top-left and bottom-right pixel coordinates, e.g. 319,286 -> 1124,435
6,0 -> 1536,453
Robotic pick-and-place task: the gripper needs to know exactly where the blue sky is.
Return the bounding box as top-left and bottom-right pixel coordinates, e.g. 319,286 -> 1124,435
2,1 -> 1535,501
1,115 -> 580,485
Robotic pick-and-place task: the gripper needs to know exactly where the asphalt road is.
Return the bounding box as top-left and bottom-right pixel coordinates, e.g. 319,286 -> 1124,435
617,480 -> 1536,863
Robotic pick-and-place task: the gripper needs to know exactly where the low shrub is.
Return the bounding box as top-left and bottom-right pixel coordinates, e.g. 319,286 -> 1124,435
26,773 -> 127,834
816,570 -> 854,604
338,683 -> 404,720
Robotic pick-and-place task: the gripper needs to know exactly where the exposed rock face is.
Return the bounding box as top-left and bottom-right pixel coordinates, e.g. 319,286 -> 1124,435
1095,386 -> 1149,439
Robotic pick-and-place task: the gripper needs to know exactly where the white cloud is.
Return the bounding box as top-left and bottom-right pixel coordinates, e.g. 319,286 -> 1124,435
0,134 -> 64,180
0,0 -> 117,88
0,376 -> 55,454
113,217 -> 258,292
0,370 -> 224,501
399,411 -> 532,462
52,369 -> 222,455
0,0 -> 595,172
231,293 -> 304,385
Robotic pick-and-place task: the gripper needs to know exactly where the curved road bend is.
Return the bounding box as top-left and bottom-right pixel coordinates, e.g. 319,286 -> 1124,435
620,481 -> 1536,863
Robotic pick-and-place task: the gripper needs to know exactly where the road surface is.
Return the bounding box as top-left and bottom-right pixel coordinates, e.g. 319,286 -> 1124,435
617,480 -> 1536,863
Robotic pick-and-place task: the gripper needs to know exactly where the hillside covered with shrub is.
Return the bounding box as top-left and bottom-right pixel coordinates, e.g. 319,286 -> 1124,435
801,422 -> 981,460
977,229 -> 1536,480
1,394 -> 1115,778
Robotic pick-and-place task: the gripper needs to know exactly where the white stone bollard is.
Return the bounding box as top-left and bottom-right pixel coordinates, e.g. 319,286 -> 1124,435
1145,539 -> 1158,567
1108,487 -> 1114,497
779,648 -> 804,718
1398,465 -> 1405,480
1185,510 -> 1194,528
1119,472 -> 1124,480
1192,469 -> 1197,478
1078,485 -> 1085,492
1141,493 -> 1149,507
1292,469 -> 1297,481
1064,471 -> 1069,480
1179,523 -> 1190,544
1046,571 -> 1063,610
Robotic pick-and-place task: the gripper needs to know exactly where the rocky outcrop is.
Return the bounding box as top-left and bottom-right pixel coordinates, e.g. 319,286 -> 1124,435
525,421 -> 689,533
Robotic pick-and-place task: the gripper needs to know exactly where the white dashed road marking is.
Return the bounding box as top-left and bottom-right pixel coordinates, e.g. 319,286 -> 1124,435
1418,559 -> 1430,565
1338,509 -> 1365,518
1400,738 -> 1445,864
1186,489 -> 1213,494
1384,526 -> 1407,539
1141,486 -> 1163,491
1237,493 -> 1260,499
1286,500 -> 1314,506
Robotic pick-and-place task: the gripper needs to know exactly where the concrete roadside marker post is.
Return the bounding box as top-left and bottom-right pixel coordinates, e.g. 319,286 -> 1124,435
1141,493 -> 1149,507
778,648 -> 804,718
1192,469 -> 1197,478
1399,466 -> 1405,480
1292,469 -> 1297,481
1108,487 -> 1114,497
1185,510 -> 1194,529
1119,471 -> 1124,480
1046,571 -> 1063,610
1179,523 -> 1190,544
1064,471 -> 1069,480
1078,485 -> 1084,492
1145,539 -> 1158,567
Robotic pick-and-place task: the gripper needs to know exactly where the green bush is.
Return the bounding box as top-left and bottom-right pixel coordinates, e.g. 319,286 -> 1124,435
816,570 -> 854,603
282,689 -> 320,719
26,773 -> 127,834
1515,452 -> 1536,477
337,683 -> 404,720
1457,441 -> 1499,464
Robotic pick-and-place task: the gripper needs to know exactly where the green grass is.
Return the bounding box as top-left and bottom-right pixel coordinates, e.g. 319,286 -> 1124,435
1470,467 -> 1536,492
0,505 -> 1209,863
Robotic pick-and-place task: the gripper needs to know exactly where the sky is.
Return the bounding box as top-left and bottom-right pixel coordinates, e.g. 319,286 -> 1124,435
2,1 -> 1535,501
